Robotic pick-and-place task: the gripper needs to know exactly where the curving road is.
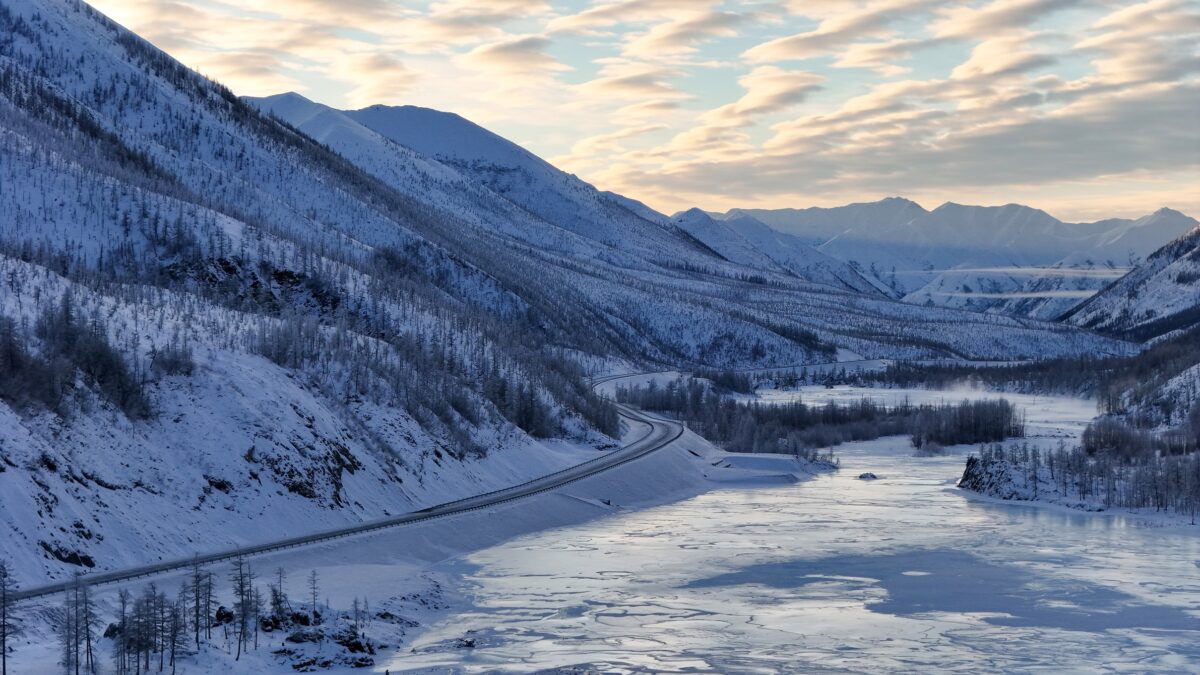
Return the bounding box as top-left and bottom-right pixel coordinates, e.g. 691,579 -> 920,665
12,374 -> 684,602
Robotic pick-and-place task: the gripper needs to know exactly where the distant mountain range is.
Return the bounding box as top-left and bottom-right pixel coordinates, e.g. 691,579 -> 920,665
698,200 -> 1197,320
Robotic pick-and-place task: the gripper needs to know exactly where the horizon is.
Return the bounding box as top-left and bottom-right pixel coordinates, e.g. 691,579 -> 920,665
87,0 -> 1200,223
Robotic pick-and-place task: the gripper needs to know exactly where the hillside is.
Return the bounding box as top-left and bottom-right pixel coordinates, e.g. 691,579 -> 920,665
1064,226 -> 1200,340
0,0 -> 1132,585
672,209 -> 885,294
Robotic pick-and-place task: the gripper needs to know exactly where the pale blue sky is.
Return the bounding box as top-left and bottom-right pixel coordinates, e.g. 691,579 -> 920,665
92,0 -> 1199,220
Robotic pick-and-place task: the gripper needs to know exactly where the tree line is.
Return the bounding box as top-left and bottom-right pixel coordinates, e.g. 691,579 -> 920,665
615,378 -> 1024,456
964,442 -> 1200,523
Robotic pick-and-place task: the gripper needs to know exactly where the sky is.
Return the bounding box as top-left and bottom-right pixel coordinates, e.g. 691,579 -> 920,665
89,0 -> 1199,222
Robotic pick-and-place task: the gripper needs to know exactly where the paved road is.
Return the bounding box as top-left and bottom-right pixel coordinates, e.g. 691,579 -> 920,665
12,374 -> 684,602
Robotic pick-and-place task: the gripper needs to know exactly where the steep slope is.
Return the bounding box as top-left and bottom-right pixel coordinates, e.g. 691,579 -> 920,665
1064,226 -> 1200,340
343,103 -> 713,263
671,209 -> 787,273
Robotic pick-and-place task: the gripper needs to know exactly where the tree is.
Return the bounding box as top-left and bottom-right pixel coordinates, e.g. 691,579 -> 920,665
59,580 -> 82,675
307,570 -> 320,625
187,559 -> 210,648
269,567 -> 289,624
0,560 -> 18,675
79,581 -> 97,674
251,587 -> 264,651
228,558 -> 251,660
111,590 -> 130,675
168,586 -> 187,675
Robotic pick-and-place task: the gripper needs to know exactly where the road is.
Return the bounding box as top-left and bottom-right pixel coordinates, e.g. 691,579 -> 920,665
12,374 -> 684,602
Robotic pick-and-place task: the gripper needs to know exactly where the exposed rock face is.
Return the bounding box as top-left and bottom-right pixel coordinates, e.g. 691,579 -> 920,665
958,456 -> 1019,500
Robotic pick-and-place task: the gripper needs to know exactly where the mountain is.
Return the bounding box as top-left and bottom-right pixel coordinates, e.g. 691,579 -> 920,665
672,209 -> 886,294
713,200 -> 1197,316
0,0 -> 1129,584
342,102 -> 713,262
726,197 -> 927,246
1064,226 -> 1200,340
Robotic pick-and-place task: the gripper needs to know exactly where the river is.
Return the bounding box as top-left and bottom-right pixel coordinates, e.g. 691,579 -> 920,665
391,390 -> 1200,673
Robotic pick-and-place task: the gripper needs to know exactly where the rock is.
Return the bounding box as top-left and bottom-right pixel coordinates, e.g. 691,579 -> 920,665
858,472 -> 878,480
958,456 -> 1019,499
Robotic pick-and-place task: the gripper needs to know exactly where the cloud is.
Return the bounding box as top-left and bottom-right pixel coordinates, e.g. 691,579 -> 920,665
933,0 -> 1085,38
84,0 -> 1200,221
547,0 -> 704,33
622,10 -> 746,58
578,62 -> 687,99
704,67 -> 824,124
949,34 -> 1057,81
563,124 -> 668,157
745,0 -> 936,62
833,37 -> 948,75
458,35 -> 570,77
340,53 -> 418,107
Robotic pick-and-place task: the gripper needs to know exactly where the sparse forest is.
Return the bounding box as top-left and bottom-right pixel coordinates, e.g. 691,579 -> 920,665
962,442 -> 1200,523
615,378 -> 1025,455
34,559 -> 386,673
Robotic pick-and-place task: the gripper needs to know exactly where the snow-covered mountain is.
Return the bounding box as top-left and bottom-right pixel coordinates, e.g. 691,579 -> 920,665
0,0 -> 1132,585
1064,226 -> 1200,340
342,101 -> 714,262
672,209 -> 886,294
712,201 -> 1197,317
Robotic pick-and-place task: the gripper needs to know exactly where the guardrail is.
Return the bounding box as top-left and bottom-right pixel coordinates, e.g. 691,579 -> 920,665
11,376 -> 683,602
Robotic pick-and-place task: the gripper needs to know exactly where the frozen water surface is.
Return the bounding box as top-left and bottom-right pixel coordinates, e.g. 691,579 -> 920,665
396,392 -> 1200,673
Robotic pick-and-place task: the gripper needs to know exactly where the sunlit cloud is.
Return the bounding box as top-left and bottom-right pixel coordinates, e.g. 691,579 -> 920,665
87,0 -> 1200,221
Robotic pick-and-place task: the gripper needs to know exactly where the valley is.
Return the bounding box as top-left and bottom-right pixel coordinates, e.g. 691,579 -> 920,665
0,0 -> 1197,672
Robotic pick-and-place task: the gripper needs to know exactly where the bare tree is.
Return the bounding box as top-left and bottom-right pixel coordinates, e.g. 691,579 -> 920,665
168,586 -> 187,675
59,582 -> 80,675
0,560 -> 18,675
307,570 -> 320,625
111,590 -> 130,675
229,558 -> 249,661
187,559 -> 204,649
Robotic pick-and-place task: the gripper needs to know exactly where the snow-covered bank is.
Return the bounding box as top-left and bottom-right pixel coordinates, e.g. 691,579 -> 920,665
958,447 -> 1200,526
5,425 -> 835,673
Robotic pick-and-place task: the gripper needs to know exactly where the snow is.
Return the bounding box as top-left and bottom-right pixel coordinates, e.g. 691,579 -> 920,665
714,198 -> 1197,317
4,415 -> 838,673
0,1 -> 1186,669
1066,225 -> 1200,337
392,429 -> 1200,672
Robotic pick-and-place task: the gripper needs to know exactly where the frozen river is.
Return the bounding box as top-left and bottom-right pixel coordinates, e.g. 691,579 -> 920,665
395,390 -> 1200,673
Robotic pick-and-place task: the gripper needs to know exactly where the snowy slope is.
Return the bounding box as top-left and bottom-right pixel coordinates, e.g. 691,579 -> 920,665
715,200 -> 1196,316
1064,226 -> 1200,339
343,102 -> 713,262
673,209 -> 886,294
0,0 -> 1138,588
